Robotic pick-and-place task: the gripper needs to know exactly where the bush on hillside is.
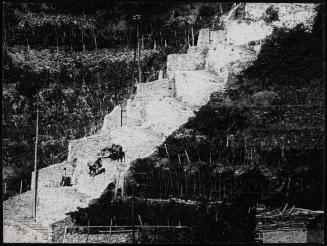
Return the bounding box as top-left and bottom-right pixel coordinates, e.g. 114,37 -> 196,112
263,6 -> 279,23
252,90 -> 279,106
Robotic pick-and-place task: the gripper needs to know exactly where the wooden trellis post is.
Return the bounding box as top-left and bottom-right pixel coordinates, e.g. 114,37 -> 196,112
185,150 -> 191,164
85,220 -> 90,243
191,26 -> 194,46
62,226 -> 67,243
164,144 -> 170,161
107,219 -> 112,243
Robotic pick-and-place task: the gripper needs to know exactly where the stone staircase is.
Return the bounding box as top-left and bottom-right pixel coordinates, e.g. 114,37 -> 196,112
3,191 -> 49,242
3,3 -> 319,243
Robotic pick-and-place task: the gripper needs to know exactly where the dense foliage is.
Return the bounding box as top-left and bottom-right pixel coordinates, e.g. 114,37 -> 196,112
3,2 -> 233,50
68,184 -> 256,243
2,48 -> 153,185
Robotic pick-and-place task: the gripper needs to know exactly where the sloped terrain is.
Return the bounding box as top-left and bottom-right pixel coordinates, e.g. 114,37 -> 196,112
3,3 -> 321,243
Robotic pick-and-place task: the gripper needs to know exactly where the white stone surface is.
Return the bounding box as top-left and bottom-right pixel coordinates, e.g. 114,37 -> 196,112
101,104 -> 122,131
174,70 -> 225,109
226,20 -> 274,45
245,3 -> 318,31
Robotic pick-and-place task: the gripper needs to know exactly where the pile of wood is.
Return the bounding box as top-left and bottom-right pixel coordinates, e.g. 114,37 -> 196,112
256,204 -> 323,230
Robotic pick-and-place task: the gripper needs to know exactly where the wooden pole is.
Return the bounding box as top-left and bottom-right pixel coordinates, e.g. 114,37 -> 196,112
138,215 -> 143,226
121,107 -> 123,127
122,175 -> 125,197
4,182 -> 6,194
218,3 -> 223,15
132,22 -> 137,91
86,220 -> 90,243
108,219 -> 112,243
187,29 -> 190,47
185,150 -> 191,164
20,180 -> 23,194
132,179 -> 135,244
33,107 -> 39,221
191,26 -> 194,46
63,226 -> 67,243
137,24 -> 141,83
164,144 -> 170,161
185,172 -> 188,193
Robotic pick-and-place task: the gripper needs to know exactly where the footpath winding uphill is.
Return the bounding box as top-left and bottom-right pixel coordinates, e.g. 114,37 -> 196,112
3,3 -> 318,243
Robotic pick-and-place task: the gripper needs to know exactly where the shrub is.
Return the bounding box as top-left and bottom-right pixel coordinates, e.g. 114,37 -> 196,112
252,90 -> 279,106
263,6 -> 279,23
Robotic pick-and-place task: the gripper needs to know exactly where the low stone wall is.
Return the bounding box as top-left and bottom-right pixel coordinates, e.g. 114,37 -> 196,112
31,160 -> 76,188
187,45 -> 209,56
263,228 -> 307,243
63,231 -> 132,243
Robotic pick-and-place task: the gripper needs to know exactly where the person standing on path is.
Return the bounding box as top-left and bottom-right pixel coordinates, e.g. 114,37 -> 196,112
60,168 -> 67,186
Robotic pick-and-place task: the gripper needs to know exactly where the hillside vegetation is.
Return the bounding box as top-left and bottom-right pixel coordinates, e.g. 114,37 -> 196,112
2,2 -> 233,195
125,4 -> 324,210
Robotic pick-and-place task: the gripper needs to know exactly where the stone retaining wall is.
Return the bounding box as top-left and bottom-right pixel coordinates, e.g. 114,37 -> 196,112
31,160 -> 76,188
167,53 -> 205,79
174,70 -> 225,109
225,20 -> 273,45
102,105 -> 122,132
67,134 -> 110,162
197,28 -> 210,46
205,43 -> 256,76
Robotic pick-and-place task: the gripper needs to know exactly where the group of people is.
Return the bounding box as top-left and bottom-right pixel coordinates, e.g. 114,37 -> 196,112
59,144 -> 126,180
101,143 -> 125,162
87,143 -> 125,177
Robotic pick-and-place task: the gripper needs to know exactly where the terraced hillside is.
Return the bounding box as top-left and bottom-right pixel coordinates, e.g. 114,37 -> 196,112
3,3 -> 322,243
